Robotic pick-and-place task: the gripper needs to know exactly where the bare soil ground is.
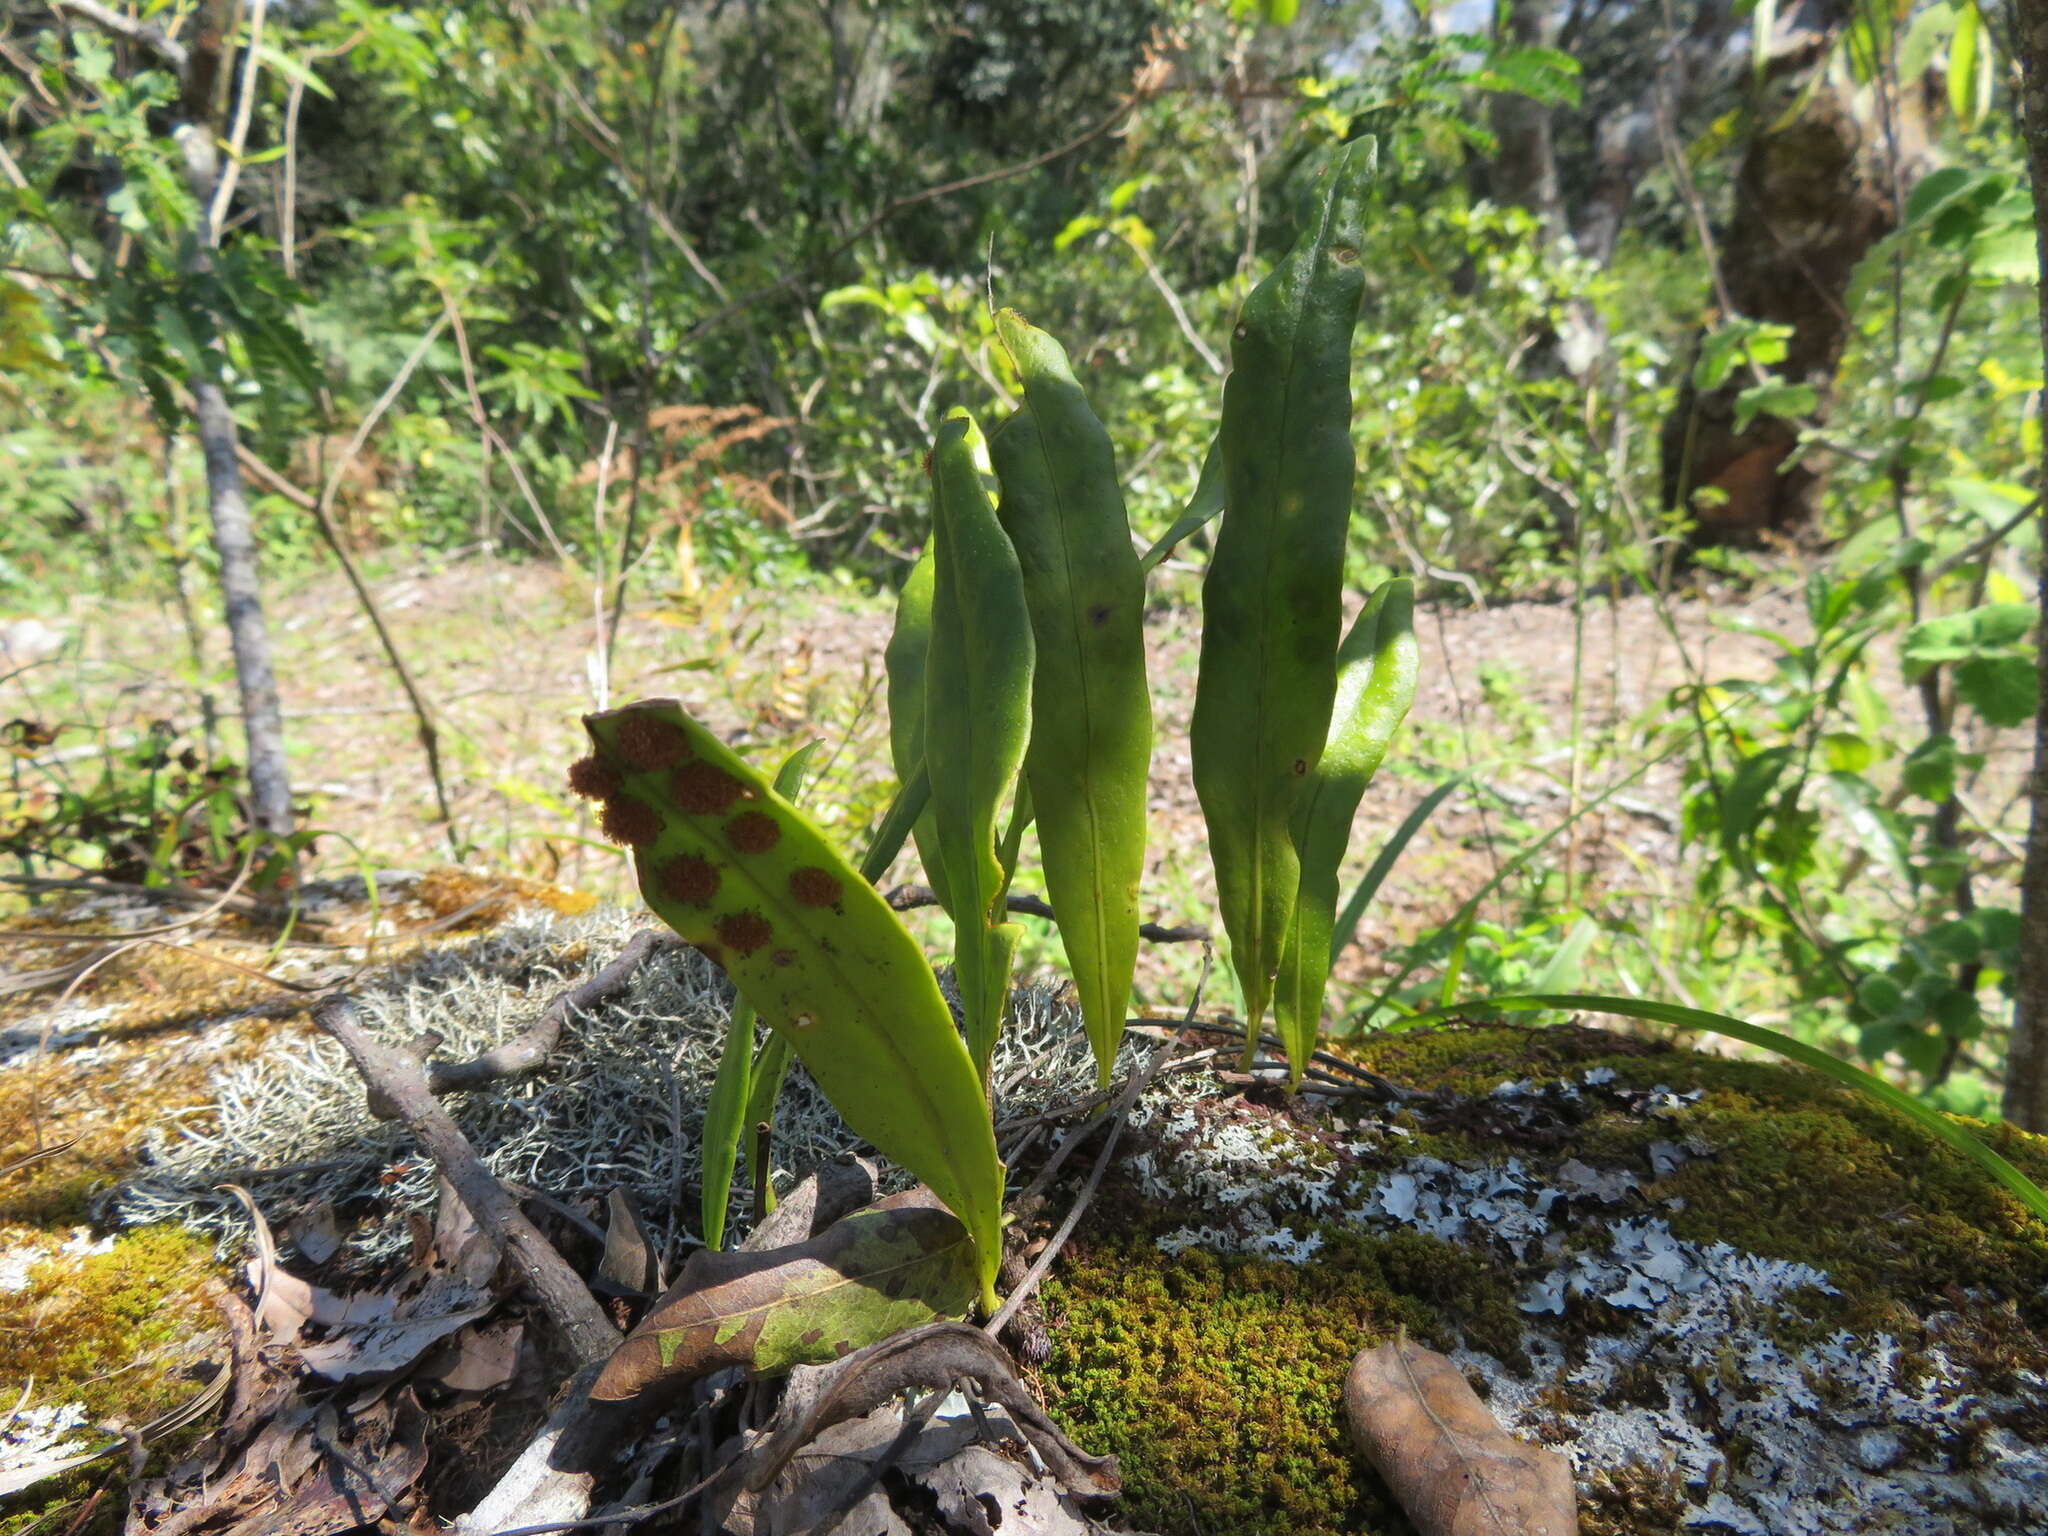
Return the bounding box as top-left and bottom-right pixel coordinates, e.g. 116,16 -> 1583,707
8,553 -> 1852,999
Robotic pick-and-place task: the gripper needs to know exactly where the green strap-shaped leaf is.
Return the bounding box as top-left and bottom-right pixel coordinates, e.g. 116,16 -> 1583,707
700,1004 -> 756,1251
573,700 -> 1004,1311
884,544 -> 950,910
701,742 -> 823,1251
989,311 -> 1153,1089
923,409 -> 1035,1085
1191,137 -> 1376,1048
1273,578 -> 1418,1086
1139,434 -> 1224,575
745,1028 -> 793,1218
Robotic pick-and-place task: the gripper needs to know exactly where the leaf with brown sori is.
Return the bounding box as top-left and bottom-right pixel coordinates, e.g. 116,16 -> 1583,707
1344,1335 -> 1578,1536
589,1191 -> 978,1405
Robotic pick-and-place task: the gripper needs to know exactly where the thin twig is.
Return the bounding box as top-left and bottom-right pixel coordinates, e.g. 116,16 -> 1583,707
425,928 -> 685,1095
881,883 -> 1207,944
50,0 -> 187,69
985,1038 -> 1178,1340
312,995 -> 619,1364
206,0 -> 269,242
304,311 -> 459,829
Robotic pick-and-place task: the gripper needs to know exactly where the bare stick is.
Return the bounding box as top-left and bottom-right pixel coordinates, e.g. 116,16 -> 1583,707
50,0 -> 188,69
312,996 -> 618,1365
425,929 -> 685,1095
882,883 -> 1208,944
205,0 -> 268,241
984,1039 -> 1177,1341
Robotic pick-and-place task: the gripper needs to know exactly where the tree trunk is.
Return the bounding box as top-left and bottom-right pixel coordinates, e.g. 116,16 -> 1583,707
1661,7 -> 1927,545
182,2 -> 296,840
2004,0 -> 2048,1131
192,377 -> 295,836
1491,0 -> 1566,244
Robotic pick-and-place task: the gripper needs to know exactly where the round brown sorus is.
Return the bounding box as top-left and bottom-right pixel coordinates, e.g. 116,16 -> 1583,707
789,867 -> 843,908
715,910 -> 773,957
600,795 -> 660,847
614,711 -> 693,770
671,760 -> 744,815
567,754 -> 621,801
726,810 -> 781,853
657,853 -> 721,907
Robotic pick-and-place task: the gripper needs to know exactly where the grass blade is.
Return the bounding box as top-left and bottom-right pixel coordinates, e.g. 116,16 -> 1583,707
1274,579 -> 1417,1085
1439,992 -> 2048,1221
1330,774 -> 1465,966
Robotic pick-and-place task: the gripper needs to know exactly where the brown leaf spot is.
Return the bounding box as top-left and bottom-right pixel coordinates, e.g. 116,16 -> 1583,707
671,760 -> 743,815
600,796 -> 660,847
770,948 -> 797,969
657,853 -> 720,907
1293,758 -> 1309,776
789,867 -> 843,908
567,754 -> 621,801
799,1327 -> 825,1348
715,910 -> 773,957
614,711 -> 693,770
1332,246 -> 1359,265
726,810 -> 781,853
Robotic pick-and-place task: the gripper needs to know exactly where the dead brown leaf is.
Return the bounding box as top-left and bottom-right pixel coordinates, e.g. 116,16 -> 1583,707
591,1190 -> 976,1406
1344,1336 -> 1577,1536
127,1391 -> 428,1536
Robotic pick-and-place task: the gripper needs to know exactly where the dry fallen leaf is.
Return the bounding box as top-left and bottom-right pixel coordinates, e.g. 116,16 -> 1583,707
1344,1335 -> 1577,1536
591,1190 -> 977,1405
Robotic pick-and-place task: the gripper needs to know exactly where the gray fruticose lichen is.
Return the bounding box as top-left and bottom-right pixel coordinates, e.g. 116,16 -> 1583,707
115,908 -> 1134,1258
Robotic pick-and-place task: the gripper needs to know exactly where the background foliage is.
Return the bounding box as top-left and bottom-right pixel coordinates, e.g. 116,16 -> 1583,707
4,0 -> 2044,1121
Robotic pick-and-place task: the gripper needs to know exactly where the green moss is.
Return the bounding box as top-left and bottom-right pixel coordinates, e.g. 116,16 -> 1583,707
0,1225 -> 223,1536
1039,1223 -> 1532,1536
1344,1024 -> 2048,1329
1042,1234 -> 1416,1536
1340,1021 -> 1661,1097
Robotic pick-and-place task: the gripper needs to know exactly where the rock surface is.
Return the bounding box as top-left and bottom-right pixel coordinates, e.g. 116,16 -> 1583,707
1038,1024 -> 2048,1536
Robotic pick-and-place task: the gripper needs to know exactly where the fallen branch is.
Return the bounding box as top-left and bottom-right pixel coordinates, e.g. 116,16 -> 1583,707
425,928 -> 685,1095
882,884 -> 1208,945
312,995 -> 619,1365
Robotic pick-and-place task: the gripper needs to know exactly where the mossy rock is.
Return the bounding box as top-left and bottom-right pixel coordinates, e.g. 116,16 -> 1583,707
1032,1024 -> 2048,1536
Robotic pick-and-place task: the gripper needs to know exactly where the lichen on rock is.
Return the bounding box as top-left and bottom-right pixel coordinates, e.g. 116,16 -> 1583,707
1034,1024 -> 2048,1536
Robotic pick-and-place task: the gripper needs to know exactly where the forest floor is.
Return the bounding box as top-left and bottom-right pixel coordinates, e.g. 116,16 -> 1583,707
9,549 -> 1884,1010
